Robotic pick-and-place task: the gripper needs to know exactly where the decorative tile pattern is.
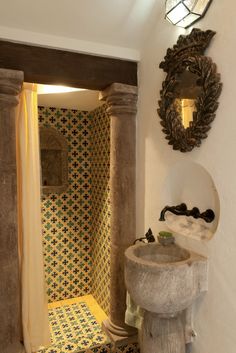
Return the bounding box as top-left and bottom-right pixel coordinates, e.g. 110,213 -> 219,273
90,105 -> 111,315
49,302 -> 100,343
86,346 -> 111,353
37,301 -> 111,353
39,107 -> 93,302
114,343 -> 140,353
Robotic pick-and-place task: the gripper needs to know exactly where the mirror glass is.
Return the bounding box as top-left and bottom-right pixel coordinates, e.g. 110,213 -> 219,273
172,70 -> 202,129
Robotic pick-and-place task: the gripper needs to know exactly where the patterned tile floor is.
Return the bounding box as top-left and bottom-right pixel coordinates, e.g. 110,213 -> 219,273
37,295 -> 111,353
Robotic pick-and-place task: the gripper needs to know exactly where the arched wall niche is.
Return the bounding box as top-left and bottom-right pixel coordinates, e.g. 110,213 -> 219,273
40,127 -> 68,194
161,160 -> 220,241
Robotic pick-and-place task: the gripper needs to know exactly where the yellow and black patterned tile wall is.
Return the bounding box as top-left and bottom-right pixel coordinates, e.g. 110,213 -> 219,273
39,106 -> 93,302
90,105 -> 111,315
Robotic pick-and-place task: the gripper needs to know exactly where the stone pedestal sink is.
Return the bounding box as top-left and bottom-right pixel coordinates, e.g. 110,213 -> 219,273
124,243 -> 208,353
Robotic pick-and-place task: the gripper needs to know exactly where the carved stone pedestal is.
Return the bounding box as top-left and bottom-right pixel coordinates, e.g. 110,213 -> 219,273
140,311 -> 186,353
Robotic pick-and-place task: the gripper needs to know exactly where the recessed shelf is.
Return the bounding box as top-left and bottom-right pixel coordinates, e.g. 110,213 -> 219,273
40,127 -> 68,194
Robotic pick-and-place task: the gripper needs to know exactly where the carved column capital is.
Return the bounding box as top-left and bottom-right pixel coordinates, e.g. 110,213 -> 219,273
0,69 -> 23,109
100,83 -> 138,115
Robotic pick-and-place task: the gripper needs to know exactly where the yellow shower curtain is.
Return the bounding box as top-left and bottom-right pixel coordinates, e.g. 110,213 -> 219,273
16,83 -> 51,353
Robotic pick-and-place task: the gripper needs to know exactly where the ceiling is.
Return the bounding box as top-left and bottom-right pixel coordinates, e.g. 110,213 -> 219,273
38,89 -> 103,111
0,0 -> 163,59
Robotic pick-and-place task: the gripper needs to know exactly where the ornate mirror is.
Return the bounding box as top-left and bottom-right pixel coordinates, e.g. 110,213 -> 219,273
157,29 -> 222,152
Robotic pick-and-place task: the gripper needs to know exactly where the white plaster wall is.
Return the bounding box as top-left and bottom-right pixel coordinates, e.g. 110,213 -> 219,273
0,0 -> 163,61
0,0 -> 160,53
0,25 -> 140,61
137,1 -> 236,352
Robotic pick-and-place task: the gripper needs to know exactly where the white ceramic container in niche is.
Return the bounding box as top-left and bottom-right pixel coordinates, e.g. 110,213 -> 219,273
161,161 -> 220,241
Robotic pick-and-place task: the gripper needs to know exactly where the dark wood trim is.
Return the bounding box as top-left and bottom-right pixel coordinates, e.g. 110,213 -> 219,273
0,40 -> 137,90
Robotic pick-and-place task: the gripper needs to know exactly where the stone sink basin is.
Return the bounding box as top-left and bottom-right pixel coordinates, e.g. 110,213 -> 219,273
125,243 -> 208,316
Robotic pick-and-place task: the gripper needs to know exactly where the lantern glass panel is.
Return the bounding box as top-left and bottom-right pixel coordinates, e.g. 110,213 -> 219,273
191,0 -> 211,15
177,12 -> 200,27
166,2 -> 189,25
165,0 -> 181,14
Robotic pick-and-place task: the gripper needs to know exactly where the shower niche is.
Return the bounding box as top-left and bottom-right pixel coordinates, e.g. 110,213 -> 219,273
40,127 -> 68,194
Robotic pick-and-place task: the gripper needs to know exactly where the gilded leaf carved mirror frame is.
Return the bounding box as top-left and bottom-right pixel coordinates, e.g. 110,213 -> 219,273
157,28 -> 222,152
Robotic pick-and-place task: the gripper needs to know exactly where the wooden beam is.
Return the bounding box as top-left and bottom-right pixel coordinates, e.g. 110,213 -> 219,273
0,40 -> 137,90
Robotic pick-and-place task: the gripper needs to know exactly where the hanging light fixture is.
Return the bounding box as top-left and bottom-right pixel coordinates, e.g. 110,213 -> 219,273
165,0 -> 212,28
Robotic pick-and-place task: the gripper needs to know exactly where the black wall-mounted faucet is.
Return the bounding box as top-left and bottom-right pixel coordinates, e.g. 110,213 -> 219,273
159,203 -> 215,223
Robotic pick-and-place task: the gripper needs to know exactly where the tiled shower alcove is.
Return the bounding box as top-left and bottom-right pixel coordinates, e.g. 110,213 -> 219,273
39,105 -> 111,310
39,106 -> 139,353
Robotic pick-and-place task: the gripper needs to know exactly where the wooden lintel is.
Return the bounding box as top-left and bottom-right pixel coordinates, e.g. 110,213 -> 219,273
0,40 -> 138,90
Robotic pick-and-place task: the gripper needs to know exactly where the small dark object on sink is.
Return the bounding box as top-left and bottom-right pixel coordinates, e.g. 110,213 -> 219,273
145,228 -> 156,242
134,228 -> 156,244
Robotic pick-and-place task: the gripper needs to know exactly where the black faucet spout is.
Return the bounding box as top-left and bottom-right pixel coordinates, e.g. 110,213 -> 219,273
159,203 -> 187,221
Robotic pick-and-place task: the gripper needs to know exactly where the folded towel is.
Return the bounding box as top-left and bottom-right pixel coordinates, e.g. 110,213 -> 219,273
125,292 -> 143,330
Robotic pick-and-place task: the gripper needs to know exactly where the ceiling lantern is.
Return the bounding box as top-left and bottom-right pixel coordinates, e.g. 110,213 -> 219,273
165,0 -> 212,28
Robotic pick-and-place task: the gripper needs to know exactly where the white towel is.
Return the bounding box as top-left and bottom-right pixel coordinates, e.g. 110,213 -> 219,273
125,292 -> 144,330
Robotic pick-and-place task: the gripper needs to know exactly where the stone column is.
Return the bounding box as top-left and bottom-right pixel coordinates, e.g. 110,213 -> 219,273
100,83 -> 138,341
0,69 -> 24,353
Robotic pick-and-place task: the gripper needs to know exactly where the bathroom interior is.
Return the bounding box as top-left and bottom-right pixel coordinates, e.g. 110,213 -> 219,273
1,1 -> 236,353
11,30 -> 222,353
